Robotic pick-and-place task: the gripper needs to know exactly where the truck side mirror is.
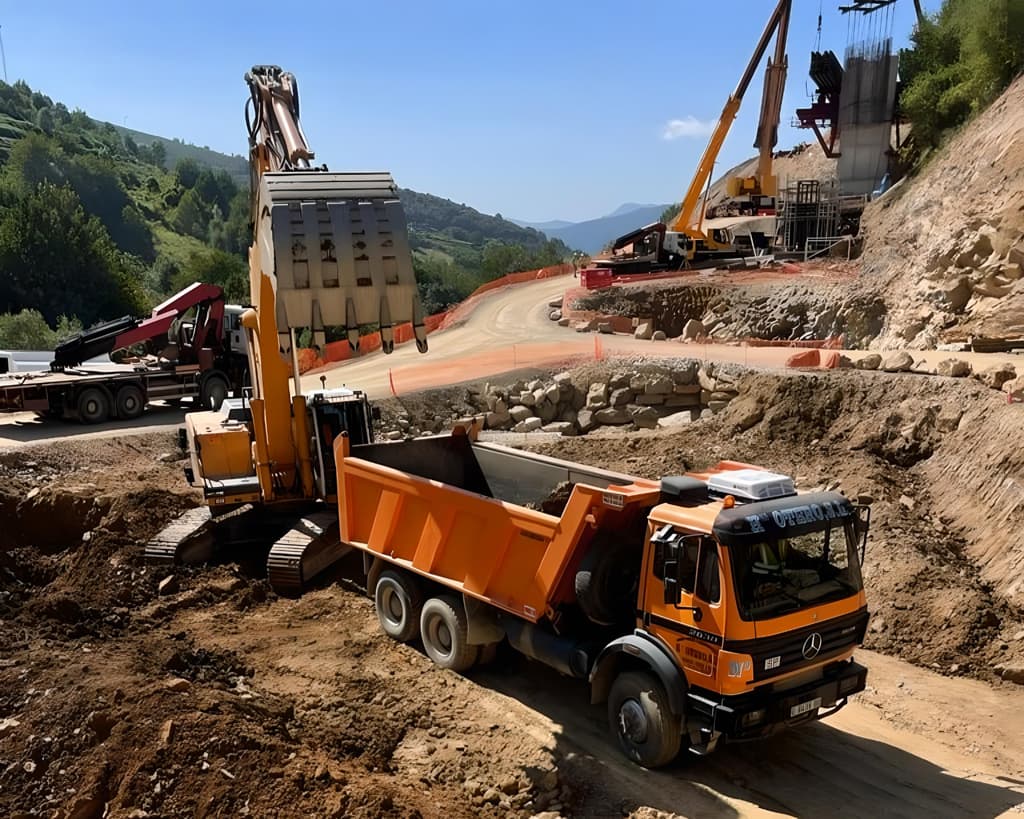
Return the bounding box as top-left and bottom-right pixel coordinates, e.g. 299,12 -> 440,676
855,504 -> 871,565
663,560 -> 681,605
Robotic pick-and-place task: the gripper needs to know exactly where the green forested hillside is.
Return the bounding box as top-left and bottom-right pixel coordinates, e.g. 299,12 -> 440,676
399,188 -> 571,313
0,78 -> 571,347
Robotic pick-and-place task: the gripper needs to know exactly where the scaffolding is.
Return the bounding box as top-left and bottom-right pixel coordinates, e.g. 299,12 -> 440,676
776,178 -> 840,254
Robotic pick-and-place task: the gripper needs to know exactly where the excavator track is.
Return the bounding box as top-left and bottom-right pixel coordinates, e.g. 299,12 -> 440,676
145,506 -> 216,565
266,510 -> 350,596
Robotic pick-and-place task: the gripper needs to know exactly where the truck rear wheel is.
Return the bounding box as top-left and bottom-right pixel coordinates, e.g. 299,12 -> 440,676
76,387 -> 110,425
115,384 -> 145,420
608,671 -> 682,769
374,569 -> 424,643
420,596 -> 477,672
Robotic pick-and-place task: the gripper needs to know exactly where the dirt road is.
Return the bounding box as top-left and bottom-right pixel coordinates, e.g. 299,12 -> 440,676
307,274 -> 1022,400
185,578 -> 1024,818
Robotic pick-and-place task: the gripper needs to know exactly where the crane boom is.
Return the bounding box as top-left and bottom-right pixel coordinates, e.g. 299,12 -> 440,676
669,0 -> 792,235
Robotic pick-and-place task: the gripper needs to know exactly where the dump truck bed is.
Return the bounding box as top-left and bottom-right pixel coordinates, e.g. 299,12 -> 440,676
335,433 -> 661,622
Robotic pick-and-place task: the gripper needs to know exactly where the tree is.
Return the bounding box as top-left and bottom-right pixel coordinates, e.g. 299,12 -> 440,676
170,249 -> 248,304
900,0 -> 1024,152
174,157 -> 201,189
0,309 -> 58,349
0,181 -> 146,325
171,188 -> 208,239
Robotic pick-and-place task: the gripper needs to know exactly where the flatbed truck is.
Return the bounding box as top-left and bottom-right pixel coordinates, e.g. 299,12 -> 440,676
0,283 -> 248,423
334,424 -> 870,766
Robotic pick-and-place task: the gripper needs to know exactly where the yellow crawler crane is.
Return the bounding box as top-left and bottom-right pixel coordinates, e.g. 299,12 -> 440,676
147,65 -> 427,592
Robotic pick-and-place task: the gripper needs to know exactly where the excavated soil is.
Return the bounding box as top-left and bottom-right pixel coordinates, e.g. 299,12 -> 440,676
2,362 -> 1024,817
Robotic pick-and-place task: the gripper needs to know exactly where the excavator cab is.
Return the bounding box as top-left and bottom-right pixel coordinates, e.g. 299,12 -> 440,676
307,389 -> 374,497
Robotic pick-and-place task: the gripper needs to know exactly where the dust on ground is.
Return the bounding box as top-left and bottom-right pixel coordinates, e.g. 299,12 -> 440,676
3,361 -> 1024,818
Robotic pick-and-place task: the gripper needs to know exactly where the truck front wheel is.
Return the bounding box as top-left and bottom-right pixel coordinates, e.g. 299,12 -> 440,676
420,596 -> 477,672
608,671 -> 682,768
199,374 -> 229,411
374,569 -> 424,643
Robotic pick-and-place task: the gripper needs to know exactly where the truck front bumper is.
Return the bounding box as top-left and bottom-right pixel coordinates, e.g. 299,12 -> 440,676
687,659 -> 868,741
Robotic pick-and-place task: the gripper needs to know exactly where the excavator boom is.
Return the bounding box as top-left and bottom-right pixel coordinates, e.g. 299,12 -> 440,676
150,65 -> 428,593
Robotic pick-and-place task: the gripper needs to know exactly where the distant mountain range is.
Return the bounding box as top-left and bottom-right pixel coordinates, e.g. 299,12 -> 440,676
510,203 -> 671,254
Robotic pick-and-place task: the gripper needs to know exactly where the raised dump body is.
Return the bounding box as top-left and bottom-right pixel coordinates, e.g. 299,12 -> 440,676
338,431 -> 660,623
335,427 -> 871,768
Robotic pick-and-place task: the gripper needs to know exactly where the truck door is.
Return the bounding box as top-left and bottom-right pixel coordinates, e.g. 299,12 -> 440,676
643,527 -> 725,685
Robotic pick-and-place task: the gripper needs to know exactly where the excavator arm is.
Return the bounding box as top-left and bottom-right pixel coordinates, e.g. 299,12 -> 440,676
669,0 -> 792,235
241,65 -> 427,503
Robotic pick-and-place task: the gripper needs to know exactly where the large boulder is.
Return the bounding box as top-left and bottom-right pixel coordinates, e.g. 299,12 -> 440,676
659,410 -> 697,427
634,322 -> 653,340
509,405 -> 533,423
681,319 -> 706,340
629,406 -> 659,429
728,396 -> 763,432
881,352 -> 914,373
936,358 -> 971,378
942,276 -> 972,312
671,361 -> 699,384
651,330 -> 667,341
975,363 -> 1016,390
645,375 -> 674,395
486,410 -> 511,429
541,421 -> 576,436
576,409 -> 597,433
594,407 -> 631,425
586,382 -> 609,409
855,353 -> 883,371
513,417 -> 543,433
609,388 -> 634,407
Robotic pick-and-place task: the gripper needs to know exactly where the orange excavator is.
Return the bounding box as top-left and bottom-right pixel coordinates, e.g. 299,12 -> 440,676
147,65 -> 427,592
596,0 -> 792,273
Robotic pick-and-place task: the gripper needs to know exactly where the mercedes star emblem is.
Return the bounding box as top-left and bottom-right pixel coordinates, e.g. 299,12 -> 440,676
802,632 -> 823,659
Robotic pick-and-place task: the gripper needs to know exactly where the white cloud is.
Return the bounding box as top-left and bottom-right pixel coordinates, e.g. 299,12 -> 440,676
662,116 -> 716,140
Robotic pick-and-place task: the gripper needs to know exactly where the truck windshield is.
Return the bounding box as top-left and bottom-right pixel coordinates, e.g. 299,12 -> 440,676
729,521 -> 863,621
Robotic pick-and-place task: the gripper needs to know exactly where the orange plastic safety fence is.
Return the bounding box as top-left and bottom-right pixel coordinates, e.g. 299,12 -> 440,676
296,263 -> 574,374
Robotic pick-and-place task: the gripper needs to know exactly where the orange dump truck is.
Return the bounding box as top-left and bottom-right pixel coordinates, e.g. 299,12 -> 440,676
334,426 -> 870,767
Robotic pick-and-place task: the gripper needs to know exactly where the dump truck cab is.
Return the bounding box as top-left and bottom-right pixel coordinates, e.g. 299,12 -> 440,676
591,468 -> 869,762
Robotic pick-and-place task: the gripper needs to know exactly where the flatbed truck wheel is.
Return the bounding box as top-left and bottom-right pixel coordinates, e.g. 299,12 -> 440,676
374,569 -> 424,643
608,671 -> 682,768
77,387 -> 111,425
115,384 -> 145,420
199,374 -> 229,411
420,595 -> 477,672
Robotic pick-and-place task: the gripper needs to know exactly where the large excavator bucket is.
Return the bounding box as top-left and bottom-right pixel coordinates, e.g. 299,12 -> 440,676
254,170 -> 428,355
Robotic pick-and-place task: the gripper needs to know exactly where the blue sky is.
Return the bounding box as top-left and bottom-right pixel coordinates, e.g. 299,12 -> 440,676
2,1 -> 931,222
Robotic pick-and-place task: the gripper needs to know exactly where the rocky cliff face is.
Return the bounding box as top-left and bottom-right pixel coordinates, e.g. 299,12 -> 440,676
858,74 -> 1024,348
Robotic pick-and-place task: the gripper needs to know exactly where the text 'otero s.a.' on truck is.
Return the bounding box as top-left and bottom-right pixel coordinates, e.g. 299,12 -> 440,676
336,424 -> 872,767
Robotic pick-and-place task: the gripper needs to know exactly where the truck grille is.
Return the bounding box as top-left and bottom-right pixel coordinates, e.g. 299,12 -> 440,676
727,608 -> 869,682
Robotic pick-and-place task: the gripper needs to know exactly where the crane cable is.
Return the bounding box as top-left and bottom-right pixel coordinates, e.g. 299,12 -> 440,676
816,0 -> 823,52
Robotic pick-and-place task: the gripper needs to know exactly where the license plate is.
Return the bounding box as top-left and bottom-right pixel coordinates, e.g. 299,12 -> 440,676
790,697 -> 822,718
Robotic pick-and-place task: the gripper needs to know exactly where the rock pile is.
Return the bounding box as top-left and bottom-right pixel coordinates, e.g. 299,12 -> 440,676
852,353 -> 1018,397
376,362 -> 744,439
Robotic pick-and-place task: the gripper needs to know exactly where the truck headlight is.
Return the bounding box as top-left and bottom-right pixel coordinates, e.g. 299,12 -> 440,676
741,708 -> 766,728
